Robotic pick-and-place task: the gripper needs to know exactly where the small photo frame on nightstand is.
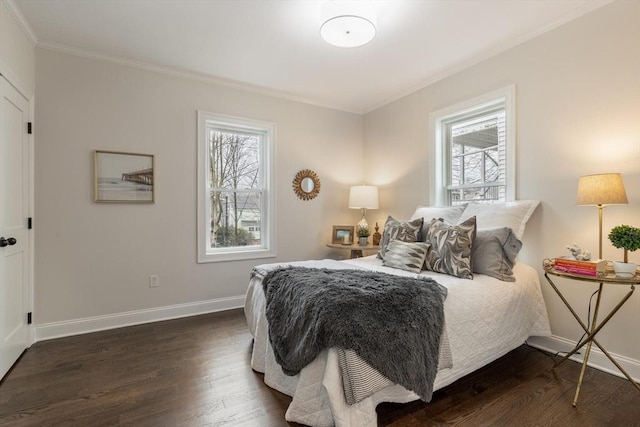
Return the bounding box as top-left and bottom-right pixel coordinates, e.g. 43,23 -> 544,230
332,225 -> 354,245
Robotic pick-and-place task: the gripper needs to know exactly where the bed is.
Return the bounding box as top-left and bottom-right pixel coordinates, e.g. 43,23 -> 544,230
244,201 -> 551,426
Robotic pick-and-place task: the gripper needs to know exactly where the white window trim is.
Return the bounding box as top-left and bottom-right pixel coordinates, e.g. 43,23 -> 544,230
429,85 -> 516,205
196,111 -> 276,263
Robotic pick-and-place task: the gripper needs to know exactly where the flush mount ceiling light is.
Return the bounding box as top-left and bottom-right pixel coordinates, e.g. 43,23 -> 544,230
320,1 -> 377,48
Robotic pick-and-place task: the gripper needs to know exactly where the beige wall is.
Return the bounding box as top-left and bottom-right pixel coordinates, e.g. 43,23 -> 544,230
34,49 -> 364,324
364,1 -> 640,361
0,0 -> 35,95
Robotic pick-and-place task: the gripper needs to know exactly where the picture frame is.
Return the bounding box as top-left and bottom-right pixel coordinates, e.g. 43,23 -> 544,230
332,225 -> 354,245
94,150 -> 155,203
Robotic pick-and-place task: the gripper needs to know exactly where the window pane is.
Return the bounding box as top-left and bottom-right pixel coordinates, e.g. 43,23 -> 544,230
451,154 -> 461,186
210,191 -> 262,248
448,109 -> 505,203
208,129 -> 261,190
448,185 -> 501,203
484,148 -> 499,182
463,151 -> 483,185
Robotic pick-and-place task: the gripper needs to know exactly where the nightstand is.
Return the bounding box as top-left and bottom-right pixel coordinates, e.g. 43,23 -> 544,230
326,243 -> 379,259
542,260 -> 640,406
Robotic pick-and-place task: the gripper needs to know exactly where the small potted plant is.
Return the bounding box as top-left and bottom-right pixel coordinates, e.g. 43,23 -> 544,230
608,224 -> 640,277
357,224 -> 370,247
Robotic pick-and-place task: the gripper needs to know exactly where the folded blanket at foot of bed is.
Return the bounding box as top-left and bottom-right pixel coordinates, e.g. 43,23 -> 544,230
338,326 -> 452,405
262,267 -> 448,402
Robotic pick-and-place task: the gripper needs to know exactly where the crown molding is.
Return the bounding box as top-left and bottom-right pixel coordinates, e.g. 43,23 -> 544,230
3,0 -> 38,45
364,0 -> 614,114
38,41 -> 363,115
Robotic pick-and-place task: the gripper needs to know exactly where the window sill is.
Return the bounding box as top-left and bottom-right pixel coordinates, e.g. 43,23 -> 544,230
197,248 -> 276,264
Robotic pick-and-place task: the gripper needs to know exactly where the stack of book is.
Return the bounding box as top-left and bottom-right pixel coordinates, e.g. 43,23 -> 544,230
553,258 -> 606,276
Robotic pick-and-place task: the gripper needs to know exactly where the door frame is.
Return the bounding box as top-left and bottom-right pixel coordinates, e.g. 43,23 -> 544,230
27,90 -> 34,346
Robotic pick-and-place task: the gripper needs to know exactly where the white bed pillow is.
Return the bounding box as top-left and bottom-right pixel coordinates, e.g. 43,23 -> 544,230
410,204 -> 467,240
458,200 -> 540,240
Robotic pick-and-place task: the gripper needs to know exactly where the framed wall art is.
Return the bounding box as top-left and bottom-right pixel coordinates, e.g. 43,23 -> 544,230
94,150 -> 155,203
332,225 -> 354,244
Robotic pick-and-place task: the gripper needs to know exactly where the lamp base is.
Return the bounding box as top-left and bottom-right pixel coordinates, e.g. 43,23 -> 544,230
357,216 -> 369,233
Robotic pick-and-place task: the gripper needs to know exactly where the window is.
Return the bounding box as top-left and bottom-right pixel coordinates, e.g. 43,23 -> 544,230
430,86 -> 515,205
197,112 -> 275,263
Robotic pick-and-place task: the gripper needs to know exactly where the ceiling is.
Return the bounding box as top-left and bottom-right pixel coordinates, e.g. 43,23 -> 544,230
13,0 -> 611,113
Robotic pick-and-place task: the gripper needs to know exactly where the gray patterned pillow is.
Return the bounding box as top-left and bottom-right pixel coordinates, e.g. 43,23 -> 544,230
424,216 -> 476,279
382,240 -> 431,273
376,216 -> 423,259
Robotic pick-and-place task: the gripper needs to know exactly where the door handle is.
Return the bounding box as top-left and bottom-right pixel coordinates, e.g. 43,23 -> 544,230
0,237 -> 17,247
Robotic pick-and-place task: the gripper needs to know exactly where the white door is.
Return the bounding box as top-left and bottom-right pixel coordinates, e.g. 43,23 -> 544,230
0,76 -> 31,379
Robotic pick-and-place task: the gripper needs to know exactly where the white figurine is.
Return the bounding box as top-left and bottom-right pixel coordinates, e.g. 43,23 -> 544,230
566,243 -> 592,261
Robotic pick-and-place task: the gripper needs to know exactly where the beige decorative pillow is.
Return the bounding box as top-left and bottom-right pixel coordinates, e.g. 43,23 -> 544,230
424,216 -> 476,279
382,240 -> 431,273
377,216 -> 423,259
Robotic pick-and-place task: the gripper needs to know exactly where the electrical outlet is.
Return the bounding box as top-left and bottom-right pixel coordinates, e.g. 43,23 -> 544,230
149,275 -> 159,288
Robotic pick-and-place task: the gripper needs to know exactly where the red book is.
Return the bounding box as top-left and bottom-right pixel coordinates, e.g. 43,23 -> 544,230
554,265 -> 599,277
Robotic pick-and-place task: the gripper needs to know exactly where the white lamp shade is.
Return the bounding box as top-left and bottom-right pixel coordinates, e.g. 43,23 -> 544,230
349,185 -> 379,209
577,173 -> 628,206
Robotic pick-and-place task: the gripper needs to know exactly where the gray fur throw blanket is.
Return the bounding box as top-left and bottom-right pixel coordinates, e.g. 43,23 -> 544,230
262,267 -> 447,402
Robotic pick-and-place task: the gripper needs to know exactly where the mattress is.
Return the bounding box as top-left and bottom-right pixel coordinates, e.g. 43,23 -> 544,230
245,256 -> 551,426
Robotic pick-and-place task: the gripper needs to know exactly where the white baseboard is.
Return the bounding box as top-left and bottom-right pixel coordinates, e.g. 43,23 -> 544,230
527,335 -> 640,383
35,295 -> 245,342
33,306 -> 640,385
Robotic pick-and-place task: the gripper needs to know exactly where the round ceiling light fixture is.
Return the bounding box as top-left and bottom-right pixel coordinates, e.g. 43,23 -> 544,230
320,1 -> 377,48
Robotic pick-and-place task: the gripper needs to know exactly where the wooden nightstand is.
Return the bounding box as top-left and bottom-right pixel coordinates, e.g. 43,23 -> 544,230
326,243 -> 379,259
542,260 -> 640,406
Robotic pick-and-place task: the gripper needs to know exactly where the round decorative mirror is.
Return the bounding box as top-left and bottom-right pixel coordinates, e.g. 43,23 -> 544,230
301,177 -> 315,193
293,169 -> 321,201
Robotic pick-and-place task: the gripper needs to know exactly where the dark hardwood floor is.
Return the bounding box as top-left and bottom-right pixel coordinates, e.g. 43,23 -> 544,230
1,309 -> 638,426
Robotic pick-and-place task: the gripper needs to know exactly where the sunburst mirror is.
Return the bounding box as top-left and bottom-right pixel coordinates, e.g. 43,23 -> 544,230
293,169 -> 321,201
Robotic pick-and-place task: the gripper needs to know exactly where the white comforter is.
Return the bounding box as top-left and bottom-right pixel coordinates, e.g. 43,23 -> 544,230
245,257 -> 551,427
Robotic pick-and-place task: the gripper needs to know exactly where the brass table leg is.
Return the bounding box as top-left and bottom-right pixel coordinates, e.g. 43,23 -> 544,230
572,283 -> 603,407
544,274 -> 640,406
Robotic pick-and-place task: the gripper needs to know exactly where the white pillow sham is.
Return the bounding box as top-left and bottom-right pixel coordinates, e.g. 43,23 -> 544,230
410,204 -> 467,240
458,200 -> 540,240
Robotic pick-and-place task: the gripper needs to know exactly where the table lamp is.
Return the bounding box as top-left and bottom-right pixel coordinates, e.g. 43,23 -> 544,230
349,185 -> 379,234
577,173 -> 628,259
